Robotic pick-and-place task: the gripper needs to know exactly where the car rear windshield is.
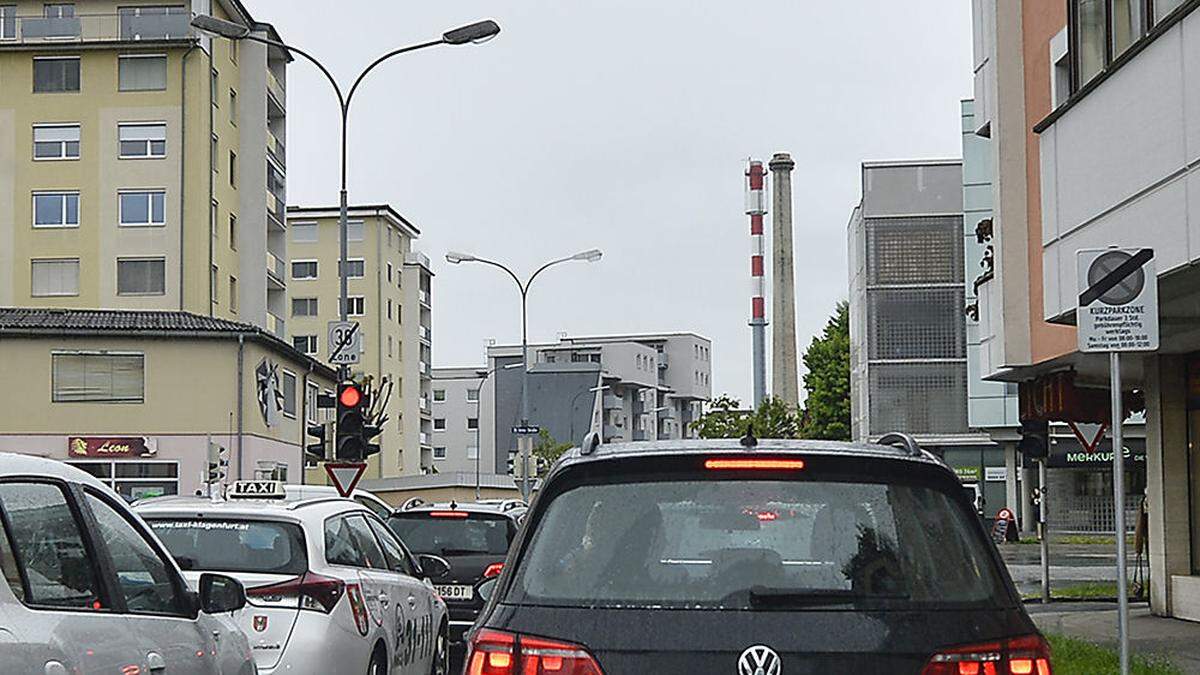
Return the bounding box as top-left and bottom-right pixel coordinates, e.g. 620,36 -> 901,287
388,513 -> 511,557
509,475 -> 1008,610
147,518 -> 307,575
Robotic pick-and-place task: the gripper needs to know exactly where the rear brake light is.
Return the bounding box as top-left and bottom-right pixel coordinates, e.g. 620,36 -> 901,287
247,571 -> 344,613
483,562 -> 504,579
921,635 -> 1051,675
467,628 -> 603,675
429,511 -> 470,518
704,458 -> 805,471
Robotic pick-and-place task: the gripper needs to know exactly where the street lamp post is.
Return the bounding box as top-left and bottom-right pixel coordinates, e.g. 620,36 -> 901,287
192,15 -> 500,380
472,362 -> 521,500
568,385 -> 609,446
446,249 -> 603,499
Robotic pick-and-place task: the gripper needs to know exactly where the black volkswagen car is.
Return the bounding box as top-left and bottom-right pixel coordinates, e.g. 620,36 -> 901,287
387,499 -> 525,645
467,435 -> 1051,674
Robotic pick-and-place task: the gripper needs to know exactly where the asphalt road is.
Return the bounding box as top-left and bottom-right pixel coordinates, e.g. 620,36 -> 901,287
998,543 -> 1145,594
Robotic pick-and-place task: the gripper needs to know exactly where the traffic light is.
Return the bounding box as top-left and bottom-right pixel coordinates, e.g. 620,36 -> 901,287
306,422 -> 332,464
506,449 -> 516,476
362,421 -> 383,459
1018,419 -> 1050,459
207,442 -> 228,483
336,381 -> 367,461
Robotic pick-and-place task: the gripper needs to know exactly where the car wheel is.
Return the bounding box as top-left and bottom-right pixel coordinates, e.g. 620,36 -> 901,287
368,645 -> 387,675
431,626 -> 449,675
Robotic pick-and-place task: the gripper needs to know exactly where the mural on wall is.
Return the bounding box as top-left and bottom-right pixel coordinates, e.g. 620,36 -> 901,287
256,358 -> 285,428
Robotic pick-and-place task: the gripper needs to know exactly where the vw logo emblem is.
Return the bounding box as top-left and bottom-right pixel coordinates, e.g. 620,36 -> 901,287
738,645 -> 781,675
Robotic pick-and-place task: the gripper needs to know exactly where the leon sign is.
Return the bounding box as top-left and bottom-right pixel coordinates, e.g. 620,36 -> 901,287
69,436 -> 155,458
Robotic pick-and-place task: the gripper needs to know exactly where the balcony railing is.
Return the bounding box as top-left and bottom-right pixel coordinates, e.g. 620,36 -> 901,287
266,190 -> 285,226
418,289 -> 431,307
266,67 -> 285,103
268,313 -> 285,338
267,131 -> 286,167
419,432 -> 431,447
266,251 -> 286,287
419,325 -> 431,343
0,13 -> 192,45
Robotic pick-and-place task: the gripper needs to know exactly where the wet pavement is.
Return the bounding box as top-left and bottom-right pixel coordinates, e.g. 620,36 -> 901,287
997,542 -> 1146,595
1029,602 -> 1200,672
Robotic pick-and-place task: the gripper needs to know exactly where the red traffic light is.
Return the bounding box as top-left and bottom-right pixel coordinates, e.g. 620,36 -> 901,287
339,385 -> 362,408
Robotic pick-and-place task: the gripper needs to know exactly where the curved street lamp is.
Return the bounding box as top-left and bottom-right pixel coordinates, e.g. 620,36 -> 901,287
446,249 -> 603,498
192,14 -> 499,374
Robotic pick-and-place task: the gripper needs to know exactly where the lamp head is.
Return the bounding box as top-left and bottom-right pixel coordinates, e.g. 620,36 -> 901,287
445,251 -> 476,264
191,15 -> 250,39
443,20 -> 501,45
572,249 -> 603,263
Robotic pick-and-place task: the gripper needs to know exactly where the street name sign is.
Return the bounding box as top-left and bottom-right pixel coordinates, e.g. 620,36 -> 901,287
327,321 -> 361,365
1076,248 -> 1158,353
512,425 -> 541,436
325,462 -> 367,498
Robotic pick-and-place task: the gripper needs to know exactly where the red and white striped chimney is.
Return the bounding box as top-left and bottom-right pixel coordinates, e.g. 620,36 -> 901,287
746,160 -> 768,408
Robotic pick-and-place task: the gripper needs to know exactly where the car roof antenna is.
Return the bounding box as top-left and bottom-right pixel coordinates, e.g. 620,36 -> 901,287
740,420 -> 758,448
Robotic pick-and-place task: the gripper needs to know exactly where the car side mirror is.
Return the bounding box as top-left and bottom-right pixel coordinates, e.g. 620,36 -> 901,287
417,554 -> 451,580
475,577 -> 498,603
199,573 -> 246,614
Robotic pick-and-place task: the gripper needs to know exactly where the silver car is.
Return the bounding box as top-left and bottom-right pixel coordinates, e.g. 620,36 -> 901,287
137,482 -> 451,675
0,453 -> 256,675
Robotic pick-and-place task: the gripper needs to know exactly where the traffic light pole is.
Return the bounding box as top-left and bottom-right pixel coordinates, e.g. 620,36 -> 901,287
1039,458 -> 1050,604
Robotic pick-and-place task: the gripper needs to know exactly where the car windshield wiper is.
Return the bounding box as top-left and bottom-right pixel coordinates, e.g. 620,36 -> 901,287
438,547 -> 490,556
733,586 -> 909,609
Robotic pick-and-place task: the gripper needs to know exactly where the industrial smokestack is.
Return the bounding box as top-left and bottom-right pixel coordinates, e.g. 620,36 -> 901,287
769,152 -> 799,407
746,160 -> 768,409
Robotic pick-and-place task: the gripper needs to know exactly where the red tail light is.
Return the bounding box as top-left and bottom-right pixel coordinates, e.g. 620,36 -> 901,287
704,458 -> 805,471
247,571 -> 345,613
921,635 -> 1052,675
429,510 -> 470,518
483,562 -> 504,579
467,628 -> 604,675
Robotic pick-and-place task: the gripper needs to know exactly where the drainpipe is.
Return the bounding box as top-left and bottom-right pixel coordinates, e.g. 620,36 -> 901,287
180,43 -> 198,310
207,50 -> 216,315
236,333 -> 245,480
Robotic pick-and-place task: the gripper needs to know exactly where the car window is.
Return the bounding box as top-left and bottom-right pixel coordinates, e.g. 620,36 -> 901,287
510,477 -> 1006,610
366,516 -> 415,576
387,512 -> 512,556
0,482 -> 103,609
344,514 -> 387,570
355,495 -> 392,520
147,518 -> 307,575
84,492 -> 184,616
325,515 -> 366,567
0,504 -> 26,601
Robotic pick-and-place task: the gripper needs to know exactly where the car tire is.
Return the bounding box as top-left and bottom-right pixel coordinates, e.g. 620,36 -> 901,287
431,625 -> 449,675
367,645 -> 387,675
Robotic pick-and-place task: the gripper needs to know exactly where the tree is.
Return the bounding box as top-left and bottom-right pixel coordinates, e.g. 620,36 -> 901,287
532,428 -> 573,466
799,301 -> 851,441
690,395 -> 801,440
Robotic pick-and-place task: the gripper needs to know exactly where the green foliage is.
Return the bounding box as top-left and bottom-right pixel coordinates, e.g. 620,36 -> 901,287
532,428 -> 572,465
690,395 -> 801,440
799,301 -> 851,441
1046,634 -> 1182,675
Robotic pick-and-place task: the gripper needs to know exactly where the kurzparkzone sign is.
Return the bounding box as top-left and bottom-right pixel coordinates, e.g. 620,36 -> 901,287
1076,248 -> 1159,353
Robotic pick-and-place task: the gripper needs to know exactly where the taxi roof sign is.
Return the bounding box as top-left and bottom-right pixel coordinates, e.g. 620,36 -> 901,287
229,480 -> 286,499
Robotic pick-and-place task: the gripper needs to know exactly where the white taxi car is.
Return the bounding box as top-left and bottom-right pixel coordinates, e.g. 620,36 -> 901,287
0,453 -> 255,675
136,481 -> 451,675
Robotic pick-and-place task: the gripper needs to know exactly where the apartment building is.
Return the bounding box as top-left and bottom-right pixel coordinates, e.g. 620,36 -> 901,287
0,0 -> 290,333
969,0 -> 1199,618
429,366 -> 490,474
484,332 -> 712,474
0,308 -> 336,497
286,204 -> 433,479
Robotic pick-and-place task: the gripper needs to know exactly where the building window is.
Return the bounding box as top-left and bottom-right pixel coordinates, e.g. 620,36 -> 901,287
118,55 -> 167,92
31,258 -> 79,297
293,335 -> 318,355
229,89 -> 237,124
210,200 -> 218,239
229,276 -> 237,312
33,191 -> 79,228
228,151 -> 236,186
229,36 -> 238,63
387,335 -> 393,358
0,5 -> 15,40
227,214 -> 237,250
210,67 -> 218,104
292,297 -> 318,317
305,382 -> 320,424
291,222 -> 317,243
211,264 -> 218,304
433,447 -> 446,460
281,371 -> 297,418
434,418 -> 446,431
339,259 -> 365,279
386,228 -> 392,248
387,299 -> 392,320
291,260 -> 318,280
466,446 -> 479,460
344,296 -> 365,316
433,389 -> 446,402
33,124 -> 80,160
467,388 -> 479,402
118,190 -> 166,227
69,460 -> 179,499
347,220 -> 364,242
117,258 -> 165,295
1156,0 -> 1187,21
467,417 -> 479,431
387,262 -> 393,282
1068,0 -> 1165,92
52,352 -> 144,403
33,57 -> 80,93
118,123 -> 166,158
210,134 -> 218,172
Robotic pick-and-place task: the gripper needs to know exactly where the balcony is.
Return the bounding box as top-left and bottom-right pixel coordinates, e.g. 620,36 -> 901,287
657,352 -> 668,369
418,361 -> 431,377
266,68 -> 285,105
419,325 -> 431,344
419,432 -> 431,447
268,313 -> 285,338
266,251 -> 286,289
0,12 -> 192,46
266,190 -> 285,228
602,394 -> 622,410
267,131 -> 286,167
418,289 -> 431,308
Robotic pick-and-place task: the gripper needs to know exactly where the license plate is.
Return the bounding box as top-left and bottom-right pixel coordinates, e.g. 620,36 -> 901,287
434,584 -> 474,600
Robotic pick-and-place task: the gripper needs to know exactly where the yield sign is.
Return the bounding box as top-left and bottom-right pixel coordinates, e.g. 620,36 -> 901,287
1067,421 -> 1108,453
325,462 -> 367,497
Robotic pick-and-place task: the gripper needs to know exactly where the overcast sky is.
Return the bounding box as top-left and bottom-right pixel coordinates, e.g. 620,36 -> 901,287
253,0 -> 973,403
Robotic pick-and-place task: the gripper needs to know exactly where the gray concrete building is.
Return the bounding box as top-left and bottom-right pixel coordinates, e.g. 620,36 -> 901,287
429,366 -> 492,475
484,332 -> 712,473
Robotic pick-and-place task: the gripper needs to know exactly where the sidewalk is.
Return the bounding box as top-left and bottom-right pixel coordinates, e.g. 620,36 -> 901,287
1028,602 -> 1200,672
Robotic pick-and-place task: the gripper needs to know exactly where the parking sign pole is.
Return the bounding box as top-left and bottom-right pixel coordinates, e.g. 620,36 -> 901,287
1111,351 -> 1129,675
1039,458 -> 1050,604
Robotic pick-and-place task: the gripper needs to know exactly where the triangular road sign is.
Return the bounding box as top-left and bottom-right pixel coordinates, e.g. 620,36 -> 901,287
1067,421 -> 1108,453
325,462 -> 367,498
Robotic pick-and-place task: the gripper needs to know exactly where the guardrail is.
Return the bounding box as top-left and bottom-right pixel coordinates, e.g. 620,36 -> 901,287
0,13 -> 192,45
